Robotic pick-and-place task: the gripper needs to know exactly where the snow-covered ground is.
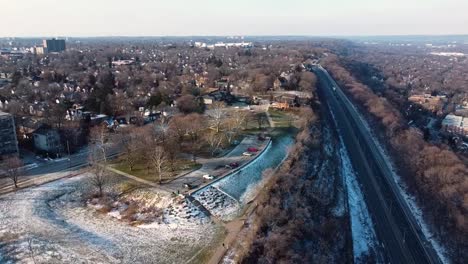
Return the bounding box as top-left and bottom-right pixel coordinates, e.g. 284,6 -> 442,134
339,144 -> 380,262
193,186 -> 240,221
327,104 -> 380,262
0,173 -> 219,263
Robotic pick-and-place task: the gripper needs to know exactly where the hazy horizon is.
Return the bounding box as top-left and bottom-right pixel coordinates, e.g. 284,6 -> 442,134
1,0 -> 467,37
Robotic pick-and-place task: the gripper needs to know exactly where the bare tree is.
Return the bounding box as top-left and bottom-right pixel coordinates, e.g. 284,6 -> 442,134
185,114 -> 205,162
149,146 -> 167,183
204,131 -> 225,156
164,135 -> 179,172
89,125 -> 109,164
27,236 -> 37,264
153,116 -> 170,145
176,94 -> 203,114
1,156 -> 24,188
169,114 -> 189,145
225,110 -> 248,144
88,125 -> 110,197
208,101 -> 227,133
119,127 -> 143,171
254,112 -> 268,130
88,147 -> 108,197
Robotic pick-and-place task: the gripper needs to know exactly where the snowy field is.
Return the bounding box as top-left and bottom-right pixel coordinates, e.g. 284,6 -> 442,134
0,174 -> 220,264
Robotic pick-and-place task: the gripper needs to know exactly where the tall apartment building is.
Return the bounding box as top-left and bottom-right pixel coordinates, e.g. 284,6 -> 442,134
43,38 -> 66,53
0,111 -> 19,157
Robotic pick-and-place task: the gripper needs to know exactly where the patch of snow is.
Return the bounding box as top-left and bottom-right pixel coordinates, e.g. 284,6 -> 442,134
193,186 -> 241,221
339,144 -> 380,261
108,210 -> 122,220
0,173 -> 218,263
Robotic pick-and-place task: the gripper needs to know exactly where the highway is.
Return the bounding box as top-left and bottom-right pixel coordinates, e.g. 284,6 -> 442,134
312,65 -> 442,264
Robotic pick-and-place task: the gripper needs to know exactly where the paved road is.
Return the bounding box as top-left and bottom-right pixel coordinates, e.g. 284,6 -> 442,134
24,145 -> 121,176
313,65 -> 442,264
0,145 -> 121,193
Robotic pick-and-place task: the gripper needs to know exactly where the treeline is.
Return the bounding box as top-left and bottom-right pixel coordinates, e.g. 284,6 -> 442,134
347,44 -> 468,102
322,55 -> 468,262
232,107 -> 352,263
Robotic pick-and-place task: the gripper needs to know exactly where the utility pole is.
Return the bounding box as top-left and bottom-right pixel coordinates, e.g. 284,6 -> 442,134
67,140 -> 71,174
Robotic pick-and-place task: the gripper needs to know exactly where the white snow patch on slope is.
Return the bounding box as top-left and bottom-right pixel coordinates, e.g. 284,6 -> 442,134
339,144 -> 379,261
327,103 -> 378,260
0,174 -> 218,264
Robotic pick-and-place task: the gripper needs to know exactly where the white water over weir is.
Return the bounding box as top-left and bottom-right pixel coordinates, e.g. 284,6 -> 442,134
192,135 -> 294,220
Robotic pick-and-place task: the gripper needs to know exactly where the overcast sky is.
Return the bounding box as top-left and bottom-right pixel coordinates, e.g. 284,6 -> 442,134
1,0 -> 467,37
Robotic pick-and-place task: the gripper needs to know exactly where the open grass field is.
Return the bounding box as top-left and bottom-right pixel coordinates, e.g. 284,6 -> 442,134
113,159 -> 202,183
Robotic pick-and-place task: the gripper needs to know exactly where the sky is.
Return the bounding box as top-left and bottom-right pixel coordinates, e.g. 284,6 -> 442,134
1,0 -> 467,37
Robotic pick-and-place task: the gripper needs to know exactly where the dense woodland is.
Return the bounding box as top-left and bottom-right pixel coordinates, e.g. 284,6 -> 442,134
322,55 -> 468,262
347,44 -> 468,101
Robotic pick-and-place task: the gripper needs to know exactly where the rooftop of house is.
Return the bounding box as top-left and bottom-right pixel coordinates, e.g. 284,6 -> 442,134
33,125 -> 57,136
0,110 -> 11,117
442,114 -> 464,127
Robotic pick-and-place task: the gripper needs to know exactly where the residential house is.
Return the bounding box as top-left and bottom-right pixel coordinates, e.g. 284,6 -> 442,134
33,126 -> 62,154
203,96 -> 213,105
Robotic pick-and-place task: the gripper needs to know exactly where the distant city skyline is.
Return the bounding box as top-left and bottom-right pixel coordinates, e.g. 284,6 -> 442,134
1,0 -> 467,37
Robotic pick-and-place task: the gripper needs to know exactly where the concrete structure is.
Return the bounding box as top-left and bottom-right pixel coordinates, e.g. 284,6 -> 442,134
33,126 -> 62,153
112,60 -> 135,66
195,42 -> 252,49
32,46 -> 46,55
203,97 -> 213,105
442,114 -> 468,137
0,111 -> 19,157
0,49 -> 25,59
43,38 -> 66,53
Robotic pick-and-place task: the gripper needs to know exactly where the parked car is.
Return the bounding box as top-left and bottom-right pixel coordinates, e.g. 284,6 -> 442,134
247,147 -> 259,152
258,133 -> 266,141
203,174 -> 214,180
184,183 -> 194,189
243,152 -> 253,156
229,162 -> 239,168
